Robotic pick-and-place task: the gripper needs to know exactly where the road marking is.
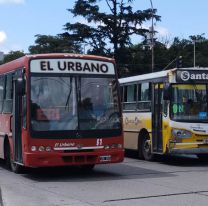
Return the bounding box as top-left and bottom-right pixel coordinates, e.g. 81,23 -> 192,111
104,190 -> 208,202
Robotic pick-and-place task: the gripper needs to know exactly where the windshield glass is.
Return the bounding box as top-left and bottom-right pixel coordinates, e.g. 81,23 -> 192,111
30,76 -> 121,131
171,84 -> 208,121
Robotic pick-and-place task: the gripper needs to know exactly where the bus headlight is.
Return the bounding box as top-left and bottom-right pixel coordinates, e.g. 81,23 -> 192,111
172,129 -> 192,138
38,146 -> 45,152
104,145 -> 110,149
117,144 -> 122,148
111,144 -> 123,149
31,146 -> 37,152
104,144 -> 123,149
46,146 -> 52,152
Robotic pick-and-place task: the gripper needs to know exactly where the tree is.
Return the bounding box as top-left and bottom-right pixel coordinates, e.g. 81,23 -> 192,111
189,34 -> 208,67
119,35 -> 208,77
1,50 -> 25,64
118,40 -> 169,76
165,35 -> 208,69
63,0 -> 160,62
29,34 -> 81,54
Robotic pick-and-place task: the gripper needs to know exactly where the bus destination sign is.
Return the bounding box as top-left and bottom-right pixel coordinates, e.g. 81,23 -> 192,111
176,69 -> 208,83
30,59 -> 115,75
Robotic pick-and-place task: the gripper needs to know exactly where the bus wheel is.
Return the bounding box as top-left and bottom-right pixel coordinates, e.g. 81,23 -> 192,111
142,135 -> 154,161
5,140 -> 11,170
5,141 -> 24,173
10,161 -> 24,174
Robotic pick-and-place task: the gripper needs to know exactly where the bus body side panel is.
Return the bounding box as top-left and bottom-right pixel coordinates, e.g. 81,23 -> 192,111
123,112 -> 151,150
0,137 -> 4,159
123,131 -> 138,150
0,114 -> 13,159
162,117 -> 171,154
123,112 -> 139,150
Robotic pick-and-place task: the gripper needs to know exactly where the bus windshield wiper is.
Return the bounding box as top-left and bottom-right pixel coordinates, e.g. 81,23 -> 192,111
65,77 -> 73,109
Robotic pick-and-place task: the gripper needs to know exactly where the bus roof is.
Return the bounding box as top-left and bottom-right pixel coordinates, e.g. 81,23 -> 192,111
119,69 -> 173,84
0,53 -> 115,74
24,53 -> 115,61
119,67 -> 208,84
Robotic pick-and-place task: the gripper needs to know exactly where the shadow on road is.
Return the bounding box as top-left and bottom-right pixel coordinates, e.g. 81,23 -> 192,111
157,154 -> 208,167
125,149 -> 208,167
22,162 -> 176,182
0,151 -> 208,182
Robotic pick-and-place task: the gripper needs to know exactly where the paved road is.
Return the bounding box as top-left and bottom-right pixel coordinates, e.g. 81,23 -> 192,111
1,153 -> 208,206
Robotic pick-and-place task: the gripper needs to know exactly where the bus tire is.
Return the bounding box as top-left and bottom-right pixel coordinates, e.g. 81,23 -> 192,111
141,134 -> 154,161
4,140 -> 24,174
5,139 -> 11,169
10,161 -> 24,174
138,135 -> 144,160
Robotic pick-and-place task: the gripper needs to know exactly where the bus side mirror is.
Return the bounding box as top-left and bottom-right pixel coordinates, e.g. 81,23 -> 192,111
163,83 -> 171,100
16,77 -> 25,96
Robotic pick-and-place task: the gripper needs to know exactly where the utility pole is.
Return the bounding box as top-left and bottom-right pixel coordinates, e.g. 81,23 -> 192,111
149,0 -> 154,73
193,39 -> 196,67
193,33 -> 205,67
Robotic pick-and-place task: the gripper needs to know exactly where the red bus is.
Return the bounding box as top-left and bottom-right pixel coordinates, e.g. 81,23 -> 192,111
0,53 -> 124,173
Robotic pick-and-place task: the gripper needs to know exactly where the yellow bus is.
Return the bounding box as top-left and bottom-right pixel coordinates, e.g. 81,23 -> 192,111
119,68 -> 208,160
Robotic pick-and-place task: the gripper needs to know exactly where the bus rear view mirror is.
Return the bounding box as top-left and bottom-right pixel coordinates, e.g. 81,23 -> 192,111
16,77 -> 25,96
163,83 -> 171,100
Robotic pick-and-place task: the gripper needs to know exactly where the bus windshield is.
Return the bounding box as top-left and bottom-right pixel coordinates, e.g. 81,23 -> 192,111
30,76 -> 121,132
171,84 -> 208,122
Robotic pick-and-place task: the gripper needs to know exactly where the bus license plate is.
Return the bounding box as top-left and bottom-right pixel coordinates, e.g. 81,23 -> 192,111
100,155 -> 111,162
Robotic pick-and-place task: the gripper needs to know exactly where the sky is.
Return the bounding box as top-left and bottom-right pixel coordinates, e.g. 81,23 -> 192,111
0,0 -> 208,53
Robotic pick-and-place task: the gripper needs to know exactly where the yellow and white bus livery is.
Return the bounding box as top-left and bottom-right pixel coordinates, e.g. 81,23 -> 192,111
119,68 -> 208,160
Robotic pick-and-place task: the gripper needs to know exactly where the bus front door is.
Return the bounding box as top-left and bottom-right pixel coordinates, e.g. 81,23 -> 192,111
152,83 -> 163,153
12,71 -> 24,164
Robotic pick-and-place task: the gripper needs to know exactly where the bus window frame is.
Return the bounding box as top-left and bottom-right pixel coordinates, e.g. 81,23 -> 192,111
169,83 -> 208,123
2,72 -> 14,114
121,82 -> 152,113
0,75 -> 5,113
28,72 -> 122,139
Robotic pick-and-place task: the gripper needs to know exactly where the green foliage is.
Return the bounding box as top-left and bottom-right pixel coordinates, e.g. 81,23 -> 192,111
1,50 -> 25,64
3,4 -> 208,79
28,34 -> 81,54
63,0 -> 160,62
119,34 -> 208,77
117,41 -> 169,76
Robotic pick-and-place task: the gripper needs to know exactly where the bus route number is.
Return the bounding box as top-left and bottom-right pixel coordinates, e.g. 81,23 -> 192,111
96,138 -> 103,146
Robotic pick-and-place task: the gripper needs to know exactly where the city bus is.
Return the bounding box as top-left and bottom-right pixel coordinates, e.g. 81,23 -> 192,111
119,67 -> 208,160
0,53 -> 124,173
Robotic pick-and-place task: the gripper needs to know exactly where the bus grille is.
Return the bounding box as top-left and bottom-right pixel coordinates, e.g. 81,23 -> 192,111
62,155 -> 97,164
63,149 -> 94,153
195,134 -> 208,138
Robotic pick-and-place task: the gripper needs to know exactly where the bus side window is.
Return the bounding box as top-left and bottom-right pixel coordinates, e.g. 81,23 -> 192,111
123,84 -> 137,111
0,76 -> 4,113
137,82 -> 151,111
3,73 -> 13,113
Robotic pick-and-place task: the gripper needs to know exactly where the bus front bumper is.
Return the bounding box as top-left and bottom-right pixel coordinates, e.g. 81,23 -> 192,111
169,146 -> 208,154
24,149 -> 124,168
168,140 -> 208,154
